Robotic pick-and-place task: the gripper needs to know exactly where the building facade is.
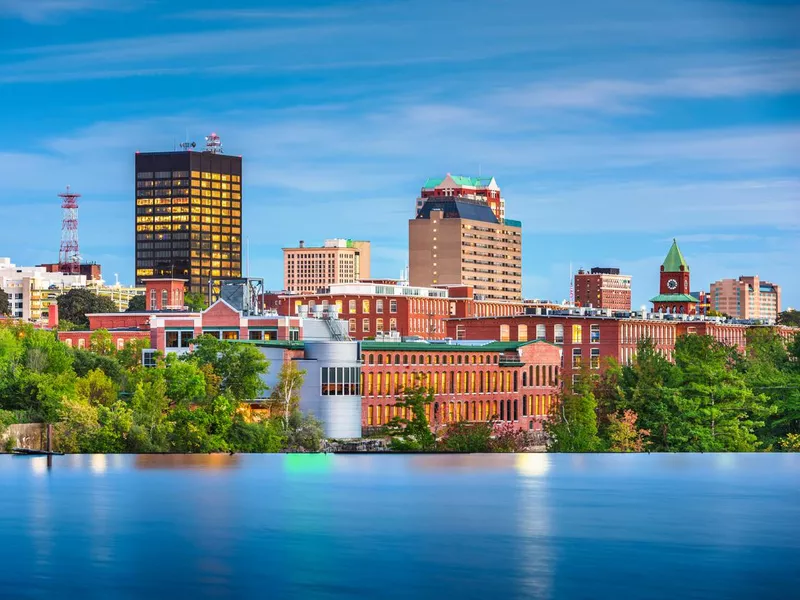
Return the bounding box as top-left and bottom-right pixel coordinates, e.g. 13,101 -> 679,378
38,262 -> 102,281
283,239 -> 370,294
409,174 -> 522,302
650,239 -> 698,314
709,276 -> 781,323
262,282 -> 560,341
359,340 -> 561,432
134,143 -> 242,300
574,267 -> 632,310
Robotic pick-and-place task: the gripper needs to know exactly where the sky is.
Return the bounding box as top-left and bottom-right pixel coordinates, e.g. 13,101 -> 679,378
0,0 -> 798,308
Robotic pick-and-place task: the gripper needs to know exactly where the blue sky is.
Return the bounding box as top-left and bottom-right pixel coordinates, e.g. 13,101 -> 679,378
1,0 -> 798,308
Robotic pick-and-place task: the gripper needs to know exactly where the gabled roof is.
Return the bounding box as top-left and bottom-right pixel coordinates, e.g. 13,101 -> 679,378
662,239 -> 689,272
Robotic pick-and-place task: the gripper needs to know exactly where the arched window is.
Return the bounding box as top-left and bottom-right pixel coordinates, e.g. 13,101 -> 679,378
513,400 -> 518,421
419,354 -> 424,364
522,395 -> 527,416
161,290 -> 168,308
513,372 -> 518,391
457,355 -> 463,364
522,372 -> 527,387
394,354 -> 400,365
500,401 -> 505,421
411,355 -> 416,365
433,402 -> 439,422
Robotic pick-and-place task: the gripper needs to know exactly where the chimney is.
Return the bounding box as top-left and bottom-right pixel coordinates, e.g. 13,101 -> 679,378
48,302 -> 59,329
299,240 -> 305,248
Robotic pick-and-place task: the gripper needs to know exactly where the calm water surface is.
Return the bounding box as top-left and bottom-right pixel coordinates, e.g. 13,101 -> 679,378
1,453 -> 798,600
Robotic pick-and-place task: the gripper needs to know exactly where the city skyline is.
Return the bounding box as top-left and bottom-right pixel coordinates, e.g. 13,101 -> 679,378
2,0 -> 798,308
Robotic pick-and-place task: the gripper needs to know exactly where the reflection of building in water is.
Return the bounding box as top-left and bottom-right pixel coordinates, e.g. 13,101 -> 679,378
134,454 -> 240,470
515,454 -> 552,598
409,454 -> 516,472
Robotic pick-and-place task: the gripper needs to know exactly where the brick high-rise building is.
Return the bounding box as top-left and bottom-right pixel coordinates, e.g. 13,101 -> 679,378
409,174 -> 522,302
134,135 -> 242,300
710,276 -> 781,323
283,239 -> 370,294
574,267 -> 632,310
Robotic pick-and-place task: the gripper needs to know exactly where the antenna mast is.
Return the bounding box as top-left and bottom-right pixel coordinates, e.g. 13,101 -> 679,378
58,185 -> 81,275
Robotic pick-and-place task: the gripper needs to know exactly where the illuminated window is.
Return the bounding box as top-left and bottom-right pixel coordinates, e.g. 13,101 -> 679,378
362,299 -> 370,314
518,324 -> 528,342
591,348 -> 600,369
376,318 -> 383,332
572,348 -> 582,368
362,318 -> 370,332
500,324 -> 510,342
572,325 -> 582,344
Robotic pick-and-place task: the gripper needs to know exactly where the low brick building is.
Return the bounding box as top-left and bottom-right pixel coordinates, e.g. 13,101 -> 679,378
263,282 -> 560,341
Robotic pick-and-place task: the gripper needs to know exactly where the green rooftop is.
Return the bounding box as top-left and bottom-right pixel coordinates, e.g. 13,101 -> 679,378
422,175 -> 495,189
649,293 -> 699,303
662,239 -> 690,272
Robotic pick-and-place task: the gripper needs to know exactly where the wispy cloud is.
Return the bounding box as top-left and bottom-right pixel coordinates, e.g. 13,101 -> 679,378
0,0 -> 137,23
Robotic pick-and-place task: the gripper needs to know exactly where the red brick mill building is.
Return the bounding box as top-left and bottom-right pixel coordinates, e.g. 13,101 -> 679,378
359,339 -> 562,432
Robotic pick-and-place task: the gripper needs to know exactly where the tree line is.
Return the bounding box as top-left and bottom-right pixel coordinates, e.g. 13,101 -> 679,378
0,323 -> 322,453
547,330 -> 800,452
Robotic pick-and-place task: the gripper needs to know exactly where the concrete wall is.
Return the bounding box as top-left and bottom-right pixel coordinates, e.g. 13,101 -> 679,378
1,423 -> 46,450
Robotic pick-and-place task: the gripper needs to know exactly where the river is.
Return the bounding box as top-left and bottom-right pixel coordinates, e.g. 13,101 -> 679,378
1,453 -> 798,599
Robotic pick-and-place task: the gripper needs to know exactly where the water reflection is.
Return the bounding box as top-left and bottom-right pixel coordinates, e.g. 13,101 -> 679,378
134,454 -> 241,470
516,454 -> 551,477
516,456 -> 552,599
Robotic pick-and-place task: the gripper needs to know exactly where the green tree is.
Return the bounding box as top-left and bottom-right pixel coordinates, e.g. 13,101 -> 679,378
163,355 -> 207,406
616,338 -> 682,451
0,289 -> 9,316
128,375 -> 171,452
286,410 -> 325,451
89,329 -> 115,355
126,294 -> 146,312
777,310 -> 800,327
56,288 -> 118,328
743,328 -> 800,444
189,335 -> 269,401
269,361 -> 304,429
168,393 -> 236,452
385,386 -> 436,451
607,410 -> 650,452
672,334 -> 771,452
439,421 -> 492,452
75,368 -> 118,406
546,369 -> 601,452
227,417 -> 285,452
185,292 -> 207,311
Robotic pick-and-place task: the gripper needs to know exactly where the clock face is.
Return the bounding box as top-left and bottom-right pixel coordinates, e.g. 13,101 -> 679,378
667,278 -> 678,290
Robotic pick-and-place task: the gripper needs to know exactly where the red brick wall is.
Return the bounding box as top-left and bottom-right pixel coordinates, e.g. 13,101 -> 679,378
359,343 -> 561,432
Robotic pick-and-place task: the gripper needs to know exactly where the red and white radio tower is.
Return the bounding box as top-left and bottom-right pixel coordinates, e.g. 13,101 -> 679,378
58,185 -> 81,275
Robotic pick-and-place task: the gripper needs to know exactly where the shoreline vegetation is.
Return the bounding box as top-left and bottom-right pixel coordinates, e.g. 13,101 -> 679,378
1,322 -> 799,454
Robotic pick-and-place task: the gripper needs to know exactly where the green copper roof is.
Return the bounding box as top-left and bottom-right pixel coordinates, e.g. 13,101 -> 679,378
650,293 -> 699,303
662,239 -> 689,272
422,175 -> 494,189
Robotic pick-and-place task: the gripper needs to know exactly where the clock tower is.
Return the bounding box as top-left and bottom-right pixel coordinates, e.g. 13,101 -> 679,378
650,239 -> 698,314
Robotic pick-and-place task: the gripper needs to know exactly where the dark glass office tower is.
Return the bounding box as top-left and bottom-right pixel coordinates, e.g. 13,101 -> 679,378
134,147 -> 242,299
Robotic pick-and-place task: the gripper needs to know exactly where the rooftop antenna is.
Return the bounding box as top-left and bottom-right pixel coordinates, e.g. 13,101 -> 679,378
58,185 -> 81,276
569,261 -> 574,305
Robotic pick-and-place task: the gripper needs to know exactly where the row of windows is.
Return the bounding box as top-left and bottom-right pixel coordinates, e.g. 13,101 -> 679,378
362,369 -> 523,397
349,318 -> 397,333
137,171 -> 240,183
572,348 -> 601,369
365,396 -> 554,426
321,367 -> 362,396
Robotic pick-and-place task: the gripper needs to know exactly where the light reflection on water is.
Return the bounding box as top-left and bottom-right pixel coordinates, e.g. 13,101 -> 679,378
0,453 -> 798,600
